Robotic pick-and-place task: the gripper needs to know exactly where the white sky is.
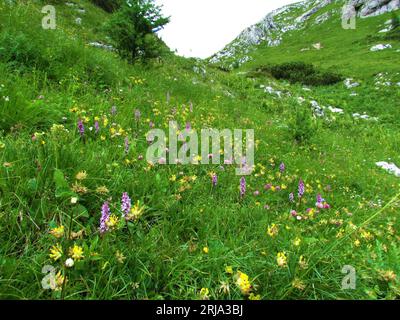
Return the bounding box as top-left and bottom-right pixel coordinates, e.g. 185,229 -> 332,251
155,0 -> 301,58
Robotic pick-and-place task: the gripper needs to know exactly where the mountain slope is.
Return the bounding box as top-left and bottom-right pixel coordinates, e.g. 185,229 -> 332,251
210,0 -> 400,76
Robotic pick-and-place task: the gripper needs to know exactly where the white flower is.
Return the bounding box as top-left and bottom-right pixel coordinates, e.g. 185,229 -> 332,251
71,197 -> 78,204
65,258 -> 74,268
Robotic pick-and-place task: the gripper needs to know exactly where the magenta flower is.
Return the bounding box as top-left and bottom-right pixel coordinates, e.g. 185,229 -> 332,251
121,193 -> 131,218
212,173 -> 218,187
124,137 -> 130,155
240,177 -> 246,198
134,109 -> 141,121
298,179 -> 305,198
100,201 -> 110,234
77,120 -> 85,137
279,162 -> 285,173
94,121 -> 100,134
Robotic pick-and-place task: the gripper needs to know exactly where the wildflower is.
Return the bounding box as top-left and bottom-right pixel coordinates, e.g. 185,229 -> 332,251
111,105 -> 117,116
378,270 -> 397,282
121,192 -> 131,218
211,173 -> 217,187
95,186 -> 109,194
299,255 -> 308,269
292,278 -> 306,290
253,190 -> 260,196
124,137 -> 130,155
100,201 -> 111,234
115,250 -> 126,264
49,244 -> 63,261
277,252 -> 287,267
50,225 -> 64,239
315,194 -> 330,209
71,197 -> 78,204
235,271 -> 252,295
240,177 -> 246,198
69,244 -> 84,260
293,237 -> 301,246
106,214 -> 119,230
200,288 -> 210,299
134,109 -> 141,121
94,121 -> 100,134
203,246 -> 209,254
75,171 -> 87,181
264,183 -> 272,190
298,179 -> 305,198
65,258 -> 74,268
249,293 -> 261,300
225,265 -> 233,274
289,192 -> 294,202
71,182 -> 88,194
126,200 -> 145,221
77,119 -> 85,137
267,223 -> 279,238
53,271 -> 66,291
219,281 -> 230,295
279,162 -> 285,173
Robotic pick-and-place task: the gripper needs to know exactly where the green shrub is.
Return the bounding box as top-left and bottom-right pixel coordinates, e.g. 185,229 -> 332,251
385,12 -> 400,40
105,0 -> 170,62
290,107 -> 315,144
90,0 -> 122,13
258,62 -> 342,86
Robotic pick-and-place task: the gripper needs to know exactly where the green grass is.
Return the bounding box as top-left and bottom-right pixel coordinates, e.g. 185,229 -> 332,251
0,0 -> 400,300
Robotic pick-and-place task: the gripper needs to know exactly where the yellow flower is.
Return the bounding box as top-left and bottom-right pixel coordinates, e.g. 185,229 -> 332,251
75,171 -> 87,181
127,201 -> 145,221
299,255 -> 308,269
106,214 -> 119,230
225,265 -> 233,274
293,237 -> 301,246
277,252 -> 287,268
200,288 -> 210,299
115,250 -> 126,264
292,278 -> 306,290
267,223 -> 279,238
203,246 -> 209,254
49,244 -> 63,261
68,244 -> 84,260
378,269 -> 397,282
249,293 -> 261,300
169,175 -> 177,182
235,271 -> 252,295
50,225 -> 64,239
53,271 -> 66,291
95,186 -> 109,194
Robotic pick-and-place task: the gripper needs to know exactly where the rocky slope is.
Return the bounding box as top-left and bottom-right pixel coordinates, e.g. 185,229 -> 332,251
209,0 -> 400,69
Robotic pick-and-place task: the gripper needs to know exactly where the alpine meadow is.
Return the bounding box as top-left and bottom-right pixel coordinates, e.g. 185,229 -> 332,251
1,0 -> 400,301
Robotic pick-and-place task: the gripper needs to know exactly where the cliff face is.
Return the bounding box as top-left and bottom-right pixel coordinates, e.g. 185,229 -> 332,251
209,0 -> 400,69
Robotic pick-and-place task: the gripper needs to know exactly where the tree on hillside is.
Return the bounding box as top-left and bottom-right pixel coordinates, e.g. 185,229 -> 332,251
105,0 -> 170,62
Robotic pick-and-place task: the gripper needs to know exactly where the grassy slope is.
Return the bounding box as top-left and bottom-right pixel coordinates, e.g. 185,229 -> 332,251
0,0 -> 400,300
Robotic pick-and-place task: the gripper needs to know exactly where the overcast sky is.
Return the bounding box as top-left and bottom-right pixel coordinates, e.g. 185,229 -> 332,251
154,0 -> 301,58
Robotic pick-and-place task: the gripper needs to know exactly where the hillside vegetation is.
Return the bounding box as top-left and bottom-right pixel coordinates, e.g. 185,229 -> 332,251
0,0 -> 400,300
